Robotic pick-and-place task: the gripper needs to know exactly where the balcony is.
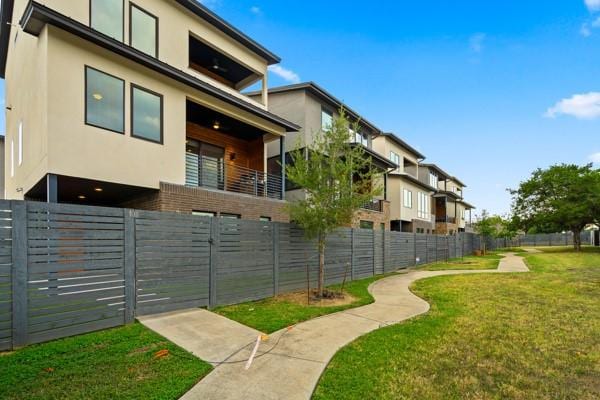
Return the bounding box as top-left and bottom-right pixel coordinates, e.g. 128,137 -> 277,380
436,216 -> 457,224
186,155 -> 282,199
361,199 -> 384,212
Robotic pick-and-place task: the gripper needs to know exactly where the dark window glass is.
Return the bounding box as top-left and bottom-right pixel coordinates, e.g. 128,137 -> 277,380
90,0 -> 123,41
131,85 -> 163,143
360,220 -> 374,230
85,67 -> 124,133
130,4 -> 157,56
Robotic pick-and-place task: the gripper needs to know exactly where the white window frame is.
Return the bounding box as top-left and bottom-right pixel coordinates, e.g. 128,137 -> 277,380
429,172 -> 438,188
390,151 -> 400,170
417,192 -> 429,220
321,108 -> 333,131
403,189 -> 412,208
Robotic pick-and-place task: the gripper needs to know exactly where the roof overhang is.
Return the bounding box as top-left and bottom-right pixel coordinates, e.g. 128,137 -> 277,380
0,0 -> 15,78
17,1 -> 299,133
434,190 -> 462,200
251,82 -> 383,135
380,132 -> 426,160
459,200 -> 476,210
349,143 -> 397,170
174,0 -> 280,65
390,172 -> 436,192
419,163 -> 451,180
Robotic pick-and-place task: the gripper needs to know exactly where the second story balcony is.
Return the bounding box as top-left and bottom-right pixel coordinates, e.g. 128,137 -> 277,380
361,199 -> 385,213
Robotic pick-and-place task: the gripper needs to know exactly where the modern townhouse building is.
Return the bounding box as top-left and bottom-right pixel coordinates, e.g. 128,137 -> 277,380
419,163 -> 475,234
372,132 -> 437,233
0,0 -> 299,221
249,82 -> 397,230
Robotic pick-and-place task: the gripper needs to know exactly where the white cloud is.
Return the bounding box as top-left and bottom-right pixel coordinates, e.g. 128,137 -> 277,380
268,65 -> 301,84
585,0 -> 600,12
589,152 -> 600,163
250,6 -> 262,16
581,23 -> 592,37
545,92 -> 600,120
469,33 -> 486,53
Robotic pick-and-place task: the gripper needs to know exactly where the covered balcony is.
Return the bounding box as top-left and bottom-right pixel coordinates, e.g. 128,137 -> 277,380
185,100 -> 284,199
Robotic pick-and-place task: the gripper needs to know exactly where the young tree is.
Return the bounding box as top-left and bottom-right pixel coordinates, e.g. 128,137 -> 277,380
510,164 -> 600,251
474,210 -> 500,255
285,109 -> 383,297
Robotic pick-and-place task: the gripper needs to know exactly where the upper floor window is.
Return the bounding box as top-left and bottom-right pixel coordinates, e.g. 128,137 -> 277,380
417,192 -> 429,219
90,0 -> 124,41
403,189 -> 412,208
429,172 -> 438,188
354,131 -> 368,146
130,3 -> 158,57
390,152 -> 400,169
321,108 -> 333,131
131,85 -> 163,143
85,66 -> 125,134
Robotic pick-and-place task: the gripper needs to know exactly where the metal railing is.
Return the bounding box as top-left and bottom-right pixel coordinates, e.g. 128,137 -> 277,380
361,199 -> 383,212
186,154 -> 282,199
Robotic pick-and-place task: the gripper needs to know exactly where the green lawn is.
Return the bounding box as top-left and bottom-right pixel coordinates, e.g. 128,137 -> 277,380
314,248 -> 600,400
0,323 -> 212,400
423,254 -> 502,271
214,274 -> 391,333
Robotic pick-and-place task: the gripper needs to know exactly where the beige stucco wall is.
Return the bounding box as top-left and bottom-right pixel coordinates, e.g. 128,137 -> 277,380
4,4 -> 286,198
41,0 -> 269,108
372,136 -> 420,176
387,176 -> 434,223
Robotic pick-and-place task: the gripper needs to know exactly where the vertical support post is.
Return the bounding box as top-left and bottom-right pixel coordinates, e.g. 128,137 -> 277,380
46,174 -> 58,203
350,229 -> 355,281
272,223 -> 280,295
123,209 -> 136,324
279,137 -> 286,200
209,217 -> 220,308
11,201 -> 28,348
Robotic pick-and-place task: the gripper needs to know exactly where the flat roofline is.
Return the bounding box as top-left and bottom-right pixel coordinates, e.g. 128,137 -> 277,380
390,172 -> 437,192
17,2 -> 299,133
380,132 -> 426,160
248,82 -> 384,135
420,163 -> 466,187
174,0 -> 280,65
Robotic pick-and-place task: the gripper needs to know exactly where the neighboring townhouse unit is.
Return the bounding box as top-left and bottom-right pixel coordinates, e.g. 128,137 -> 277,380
0,0 -> 299,221
372,133 -> 437,233
419,164 -> 475,234
249,82 -> 397,230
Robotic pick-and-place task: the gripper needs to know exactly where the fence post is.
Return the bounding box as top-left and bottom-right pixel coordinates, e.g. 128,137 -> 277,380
372,230 -> 376,276
413,232 -> 417,266
209,218 -> 220,308
382,230 -> 386,273
11,201 -> 27,349
350,229 -> 355,281
123,209 -> 136,324
272,223 -> 280,295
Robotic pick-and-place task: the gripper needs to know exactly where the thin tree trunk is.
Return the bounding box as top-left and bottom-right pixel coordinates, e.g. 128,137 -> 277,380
573,229 -> 582,252
318,234 -> 325,298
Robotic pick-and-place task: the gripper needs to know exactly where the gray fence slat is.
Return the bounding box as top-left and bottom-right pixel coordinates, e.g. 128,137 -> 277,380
124,209 -> 136,324
209,218 -> 219,308
11,201 -> 26,348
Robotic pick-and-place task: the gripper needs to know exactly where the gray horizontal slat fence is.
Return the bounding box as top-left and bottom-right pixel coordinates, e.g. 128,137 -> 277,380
0,201 -> 11,351
25,202 -> 126,345
216,218 -> 274,306
134,210 -> 211,316
278,224 -> 318,293
374,230 -> 384,275
353,229 -> 375,279
324,228 -> 352,285
415,234 -> 427,265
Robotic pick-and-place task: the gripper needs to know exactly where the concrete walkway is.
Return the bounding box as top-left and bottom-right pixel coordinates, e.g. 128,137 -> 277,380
139,253 -> 529,400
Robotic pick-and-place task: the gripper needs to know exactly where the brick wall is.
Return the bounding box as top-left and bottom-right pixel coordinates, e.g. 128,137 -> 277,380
124,182 -> 289,222
435,222 -> 458,235
352,200 -> 391,230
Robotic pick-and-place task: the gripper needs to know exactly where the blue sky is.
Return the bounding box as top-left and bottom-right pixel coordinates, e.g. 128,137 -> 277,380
2,0 -> 599,216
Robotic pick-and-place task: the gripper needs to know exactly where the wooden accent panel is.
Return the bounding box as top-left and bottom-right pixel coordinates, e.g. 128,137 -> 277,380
189,62 -> 235,88
186,122 -> 264,172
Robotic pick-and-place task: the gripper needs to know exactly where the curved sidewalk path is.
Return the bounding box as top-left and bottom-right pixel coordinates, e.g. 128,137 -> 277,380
143,253 -> 529,400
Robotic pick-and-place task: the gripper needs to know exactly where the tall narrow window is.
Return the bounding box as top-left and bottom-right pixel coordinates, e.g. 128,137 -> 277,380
90,0 -> 124,41
390,152 -> 400,170
85,67 -> 125,133
18,121 -> 23,166
321,108 -> 333,131
130,3 -> 158,57
403,189 -> 412,208
131,85 -> 163,143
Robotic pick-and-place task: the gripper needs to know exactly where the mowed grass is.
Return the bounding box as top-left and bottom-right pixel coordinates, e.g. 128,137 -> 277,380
0,323 -> 212,400
214,274 -> 391,333
423,254 -> 502,271
314,248 -> 600,400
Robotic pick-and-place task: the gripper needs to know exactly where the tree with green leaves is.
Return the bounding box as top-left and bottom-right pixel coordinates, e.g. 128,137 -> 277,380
474,210 -> 501,255
510,164 -> 600,251
285,109 -> 383,297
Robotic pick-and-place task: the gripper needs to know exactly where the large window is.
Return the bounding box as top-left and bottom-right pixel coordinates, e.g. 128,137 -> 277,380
429,171 -> 438,188
403,189 -> 412,208
321,108 -> 333,131
130,3 -> 158,57
355,131 -> 368,146
85,67 -> 125,133
131,85 -> 163,143
417,192 -> 430,220
90,0 -> 124,41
